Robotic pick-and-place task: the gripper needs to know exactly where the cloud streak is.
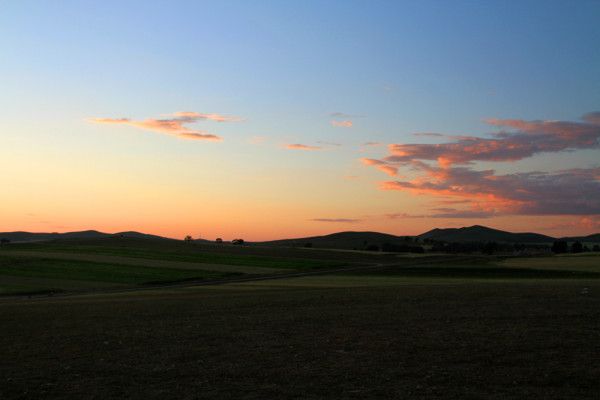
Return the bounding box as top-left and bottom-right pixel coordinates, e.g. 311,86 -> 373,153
310,218 -> 362,223
285,143 -> 322,151
330,111 -> 363,128
331,120 -> 353,128
385,209 -> 496,219
361,158 -> 398,176
90,111 -> 241,141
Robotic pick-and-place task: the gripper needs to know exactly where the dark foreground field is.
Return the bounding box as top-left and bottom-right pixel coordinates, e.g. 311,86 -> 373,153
2,279 -> 599,400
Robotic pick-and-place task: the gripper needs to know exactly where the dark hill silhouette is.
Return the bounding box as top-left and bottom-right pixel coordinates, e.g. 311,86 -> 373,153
2,225 -> 599,247
559,233 -> 600,243
113,231 -> 172,241
0,230 -> 169,243
259,231 -> 415,250
418,225 -> 555,243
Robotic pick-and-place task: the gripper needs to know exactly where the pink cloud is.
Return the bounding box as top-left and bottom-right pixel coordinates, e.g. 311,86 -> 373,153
539,216 -> 600,232
381,165 -> 600,216
171,111 -> 242,123
377,112 -> 600,167
311,218 -> 362,223
285,143 -> 322,151
89,111 -> 241,141
331,120 -> 353,128
361,112 -> 600,218
377,165 -> 399,177
385,209 -> 495,219
360,158 -> 398,176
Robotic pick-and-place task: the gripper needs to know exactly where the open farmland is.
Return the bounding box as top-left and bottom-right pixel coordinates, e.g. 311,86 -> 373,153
499,254 -> 600,273
1,276 -> 599,399
1,240 -> 600,399
0,242 -> 600,399
0,238 -> 366,295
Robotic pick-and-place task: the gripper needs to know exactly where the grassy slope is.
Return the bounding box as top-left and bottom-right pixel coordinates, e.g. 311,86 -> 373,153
2,241 -> 345,270
0,239 -> 352,295
500,254 -> 600,272
2,237 -> 599,296
0,255 -> 242,295
339,258 -> 600,279
2,250 -> 286,274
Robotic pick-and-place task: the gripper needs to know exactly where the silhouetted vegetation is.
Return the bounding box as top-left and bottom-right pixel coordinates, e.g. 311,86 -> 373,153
381,242 -> 425,253
0,238 -> 10,245
429,240 -> 548,255
232,238 -> 245,245
571,241 -> 583,253
184,235 -> 193,242
483,241 -> 498,255
552,241 -> 568,254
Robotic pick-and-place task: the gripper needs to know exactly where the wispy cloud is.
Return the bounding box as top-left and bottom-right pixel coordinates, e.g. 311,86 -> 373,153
330,112 -> 364,118
330,111 -> 364,128
170,111 -> 242,123
413,132 -> 445,137
317,141 -> 342,147
331,120 -> 353,128
310,218 -> 362,223
385,209 -> 495,219
285,143 -> 322,151
90,111 -> 241,141
385,212 -> 425,219
538,216 -> 600,232
360,158 -> 398,176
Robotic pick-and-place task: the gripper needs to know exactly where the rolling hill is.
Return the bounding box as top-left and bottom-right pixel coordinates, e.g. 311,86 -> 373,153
259,231 -> 413,250
418,225 -> 555,243
260,225 -> 575,250
560,233 -> 600,243
2,225 -> 598,248
0,230 -> 170,243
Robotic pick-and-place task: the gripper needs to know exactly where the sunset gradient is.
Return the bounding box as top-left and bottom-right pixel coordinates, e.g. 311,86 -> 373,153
2,1 -> 600,240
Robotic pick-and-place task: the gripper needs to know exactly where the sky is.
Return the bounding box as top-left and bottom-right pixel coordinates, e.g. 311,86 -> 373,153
1,0 -> 600,240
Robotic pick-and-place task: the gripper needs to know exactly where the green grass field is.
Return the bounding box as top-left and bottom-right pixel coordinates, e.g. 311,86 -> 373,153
499,254 -> 600,273
0,239 -> 357,295
0,255 -> 238,286
1,240 -> 599,296
3,239 -> 348,270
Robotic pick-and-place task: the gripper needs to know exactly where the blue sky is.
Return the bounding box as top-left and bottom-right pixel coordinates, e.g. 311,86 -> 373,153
1,1 -> 599,239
